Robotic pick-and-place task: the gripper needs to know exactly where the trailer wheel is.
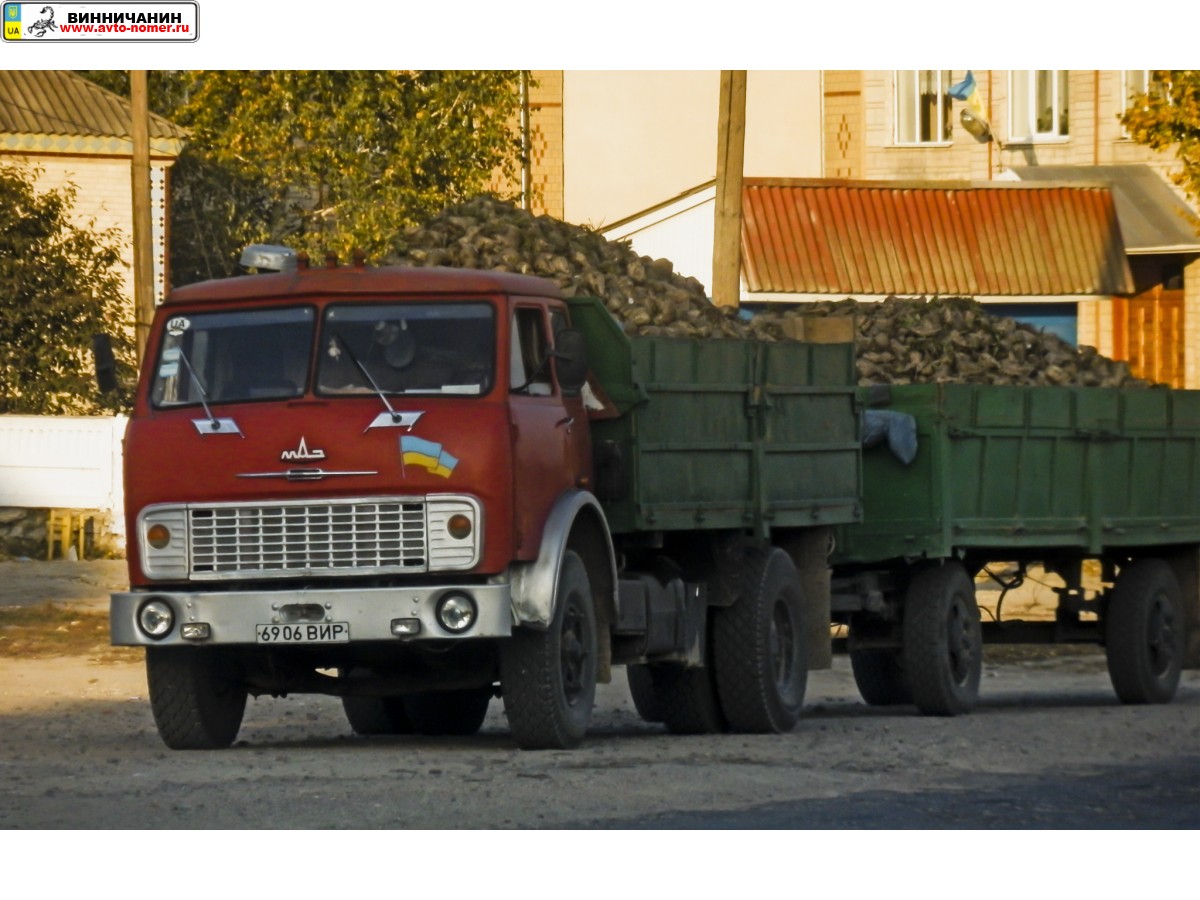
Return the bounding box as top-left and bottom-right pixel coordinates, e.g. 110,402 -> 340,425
404,687 -> 493,736
625,664 -> 664,723
500,550 -> 597,749
713,547 -> 808,733
902,563 -> 981,716
849,650 -> 913,706
147,647 -> 247,750
1106,559 -> 1184,705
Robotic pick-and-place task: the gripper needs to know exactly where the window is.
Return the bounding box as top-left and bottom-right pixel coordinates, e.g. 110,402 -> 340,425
1125,69 -> 1152,100
1124,70 -> 1172,102
1010,70 -> 1069,141
152,307 -> 314,408
895,70 -> 953,144
1121,70 -> 1174,137
317,302 -> 494,397
510,307 -> 552,395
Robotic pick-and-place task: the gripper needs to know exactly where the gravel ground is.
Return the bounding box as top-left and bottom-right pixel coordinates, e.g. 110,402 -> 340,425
2,561 -> 1198,841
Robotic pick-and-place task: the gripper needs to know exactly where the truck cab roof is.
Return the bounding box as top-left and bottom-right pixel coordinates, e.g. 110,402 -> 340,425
165,264 -> 564,306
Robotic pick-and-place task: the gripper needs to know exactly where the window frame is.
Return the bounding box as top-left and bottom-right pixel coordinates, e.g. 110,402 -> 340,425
1008,70 -> 1070,143
509,304 -> 556,397
151,305 -> 316,410
893,70 -> 954,146
1121,70 -> 1172,137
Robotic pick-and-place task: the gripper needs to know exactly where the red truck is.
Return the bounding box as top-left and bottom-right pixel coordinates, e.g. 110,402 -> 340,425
104,250 -> 860,750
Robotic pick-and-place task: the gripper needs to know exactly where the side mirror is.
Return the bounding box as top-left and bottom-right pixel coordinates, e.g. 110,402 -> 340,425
553,329 -> 589,395
92,333 -> 118,394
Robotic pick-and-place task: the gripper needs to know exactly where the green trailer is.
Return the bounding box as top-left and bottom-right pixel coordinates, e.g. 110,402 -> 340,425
569,297 -> 861,537
833,383 -> 1200,716
569,297 -> 863,733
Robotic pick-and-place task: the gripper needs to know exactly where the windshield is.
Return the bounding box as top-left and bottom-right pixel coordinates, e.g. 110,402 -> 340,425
151,307 -> 315,408
317,302 -> 495,397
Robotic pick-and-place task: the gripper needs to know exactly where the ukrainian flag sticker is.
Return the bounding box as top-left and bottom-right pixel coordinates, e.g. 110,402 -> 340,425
401,435 -> 459,479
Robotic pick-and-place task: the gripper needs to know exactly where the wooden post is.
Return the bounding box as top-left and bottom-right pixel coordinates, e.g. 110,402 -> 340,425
130,71 -> 155,364
712,71 -> 747,308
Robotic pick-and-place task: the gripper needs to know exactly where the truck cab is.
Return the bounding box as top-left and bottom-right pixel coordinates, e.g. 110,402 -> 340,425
112,258 -> 610,749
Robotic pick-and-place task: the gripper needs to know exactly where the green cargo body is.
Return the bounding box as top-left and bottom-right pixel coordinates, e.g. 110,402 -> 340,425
569,298 -> 861,536
834,383 -> 1200,565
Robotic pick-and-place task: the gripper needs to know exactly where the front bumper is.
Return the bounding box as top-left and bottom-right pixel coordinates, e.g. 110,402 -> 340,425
111,582 -> 513,647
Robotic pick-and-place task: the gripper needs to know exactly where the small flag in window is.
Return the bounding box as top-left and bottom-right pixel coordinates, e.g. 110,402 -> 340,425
949,71 -> 992,141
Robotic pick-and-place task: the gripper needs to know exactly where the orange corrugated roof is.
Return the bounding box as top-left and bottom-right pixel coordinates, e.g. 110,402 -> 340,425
741,178 -> 1134,296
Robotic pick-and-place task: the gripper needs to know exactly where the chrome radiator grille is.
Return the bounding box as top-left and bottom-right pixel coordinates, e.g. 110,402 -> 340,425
188,500 -> 427,577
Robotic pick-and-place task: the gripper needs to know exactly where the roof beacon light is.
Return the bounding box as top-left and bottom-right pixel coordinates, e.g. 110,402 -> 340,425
240,244 -> 299,274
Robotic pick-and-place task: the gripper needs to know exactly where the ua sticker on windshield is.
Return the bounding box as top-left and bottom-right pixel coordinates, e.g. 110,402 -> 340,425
400,435 -> 458,479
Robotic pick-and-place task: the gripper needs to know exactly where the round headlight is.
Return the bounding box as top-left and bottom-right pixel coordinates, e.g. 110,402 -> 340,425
138,599 -> 175,639
436,592 -> 477,634
146,524 -> 171,550
446,514 -> 472,540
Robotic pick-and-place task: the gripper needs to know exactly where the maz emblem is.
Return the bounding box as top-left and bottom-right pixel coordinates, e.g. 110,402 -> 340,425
281,437 -> 326,462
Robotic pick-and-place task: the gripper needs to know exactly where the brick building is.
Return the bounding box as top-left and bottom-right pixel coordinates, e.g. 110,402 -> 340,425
0,70 -> 185,311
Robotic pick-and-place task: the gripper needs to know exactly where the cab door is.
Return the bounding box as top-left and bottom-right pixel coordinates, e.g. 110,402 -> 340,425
508,303 -> 590,559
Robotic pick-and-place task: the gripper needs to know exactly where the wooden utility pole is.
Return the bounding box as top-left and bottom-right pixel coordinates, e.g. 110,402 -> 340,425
130,70 -> 155,364
712,70 -> 747,308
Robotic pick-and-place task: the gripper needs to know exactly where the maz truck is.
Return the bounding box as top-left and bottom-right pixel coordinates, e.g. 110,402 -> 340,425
101,252 -> 1200,750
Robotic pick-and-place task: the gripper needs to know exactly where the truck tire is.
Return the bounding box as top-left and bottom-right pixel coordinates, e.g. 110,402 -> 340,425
648,657 -> 727,734
1106,558 -> 1185,705
625,664 -> 664,723
404,687 -> 493,736
500,550 -> 597,749
713,546 -> 808,733
147,646 -> 247,750
902,563 -> 981,716
849,649 -> 913,706
342,696 -> 414,736
339,667 -> 414,735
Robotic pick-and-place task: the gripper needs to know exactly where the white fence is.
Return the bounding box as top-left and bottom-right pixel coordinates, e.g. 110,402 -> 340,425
0,415 -> 126,537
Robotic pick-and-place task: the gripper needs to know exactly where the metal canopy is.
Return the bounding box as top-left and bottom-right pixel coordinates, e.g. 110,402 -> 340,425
1011,165 -> 1200,255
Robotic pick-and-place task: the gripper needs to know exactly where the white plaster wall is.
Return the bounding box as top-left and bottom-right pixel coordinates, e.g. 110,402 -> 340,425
564,71 -> 822,228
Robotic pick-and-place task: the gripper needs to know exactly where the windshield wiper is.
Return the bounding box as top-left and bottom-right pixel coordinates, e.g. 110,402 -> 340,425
174,344 -> 226,432
334,332 -> 410,425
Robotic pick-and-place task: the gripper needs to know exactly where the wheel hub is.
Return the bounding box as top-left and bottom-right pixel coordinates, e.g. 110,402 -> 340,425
1147,595 -> 1176,677
560,600 -> 589,706
769,598 -> 798,693
946,598 -> 976,685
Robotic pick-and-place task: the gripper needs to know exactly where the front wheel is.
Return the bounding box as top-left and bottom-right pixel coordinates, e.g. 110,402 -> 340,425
500,550 -> 597,749
1106,558 -> 1185,705
902,563 -> 982,716
147,647 -> 247,750
713,546 -> 808,733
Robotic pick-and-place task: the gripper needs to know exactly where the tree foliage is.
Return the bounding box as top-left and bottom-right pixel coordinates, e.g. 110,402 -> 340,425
174,71 -> 523,272
1121,70 -> 1200,205
78,70 -> 525,286
0,163 -> 135,415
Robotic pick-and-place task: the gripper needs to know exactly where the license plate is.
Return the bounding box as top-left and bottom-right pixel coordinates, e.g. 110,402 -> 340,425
256,622 -> 351,644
